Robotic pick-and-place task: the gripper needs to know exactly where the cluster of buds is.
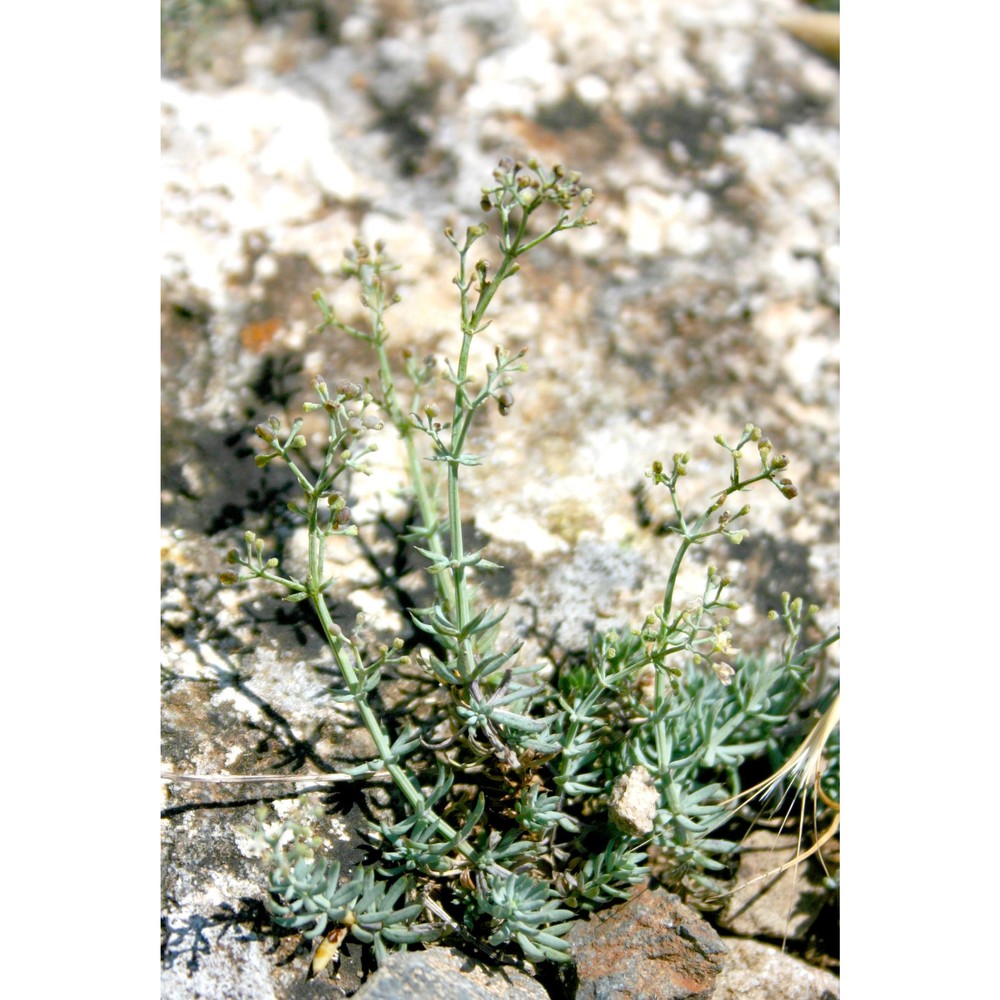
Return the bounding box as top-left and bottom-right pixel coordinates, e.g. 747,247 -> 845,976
307,376 -> 383,441
327,490 -> 352,527
480,157 -> 595,219
754,432 -> 798,499
219,530 -> 279,586
645,450 -> 692,488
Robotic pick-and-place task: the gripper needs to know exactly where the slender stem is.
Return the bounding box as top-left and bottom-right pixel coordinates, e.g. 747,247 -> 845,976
306,574 -> 495,869
372,333 -> 456,613
302,484 -> 508,870
660,537 -> 692,627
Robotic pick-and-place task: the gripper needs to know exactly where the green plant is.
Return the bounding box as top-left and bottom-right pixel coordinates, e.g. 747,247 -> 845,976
221,158 -> 839,969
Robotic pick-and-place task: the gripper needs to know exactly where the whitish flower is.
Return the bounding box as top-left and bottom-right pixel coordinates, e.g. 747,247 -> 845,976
713,661 -> 735,685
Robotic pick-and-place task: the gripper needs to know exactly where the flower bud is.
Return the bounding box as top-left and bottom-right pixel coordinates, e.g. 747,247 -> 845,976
496,388 -> 514,416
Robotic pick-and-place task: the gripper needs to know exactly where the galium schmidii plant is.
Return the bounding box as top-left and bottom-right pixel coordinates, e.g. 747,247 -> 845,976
218,158 -> 840,970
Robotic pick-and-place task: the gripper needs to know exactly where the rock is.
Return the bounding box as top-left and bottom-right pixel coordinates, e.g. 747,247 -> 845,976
351,947 -> 548,1000
609,765 -> 659,837
566,889 -> 727,999
711,939 -> 839,1000
717,829 -> 831,941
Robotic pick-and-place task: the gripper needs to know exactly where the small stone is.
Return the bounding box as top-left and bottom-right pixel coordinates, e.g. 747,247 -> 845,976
609,765 -> 659,836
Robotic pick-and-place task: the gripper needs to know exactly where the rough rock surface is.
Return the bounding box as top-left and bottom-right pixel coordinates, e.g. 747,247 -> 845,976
162,1 -> 839,996
351,947 -> 548,1000
566,889 -> 727,999
717,828 -> 834,941
711,939 -> 839,1000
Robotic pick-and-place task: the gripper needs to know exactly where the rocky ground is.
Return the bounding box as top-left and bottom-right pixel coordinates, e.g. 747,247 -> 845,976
161,2 -> 839,996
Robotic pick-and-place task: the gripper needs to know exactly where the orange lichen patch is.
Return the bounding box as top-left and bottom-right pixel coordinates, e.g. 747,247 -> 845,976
240,317 -> 283,352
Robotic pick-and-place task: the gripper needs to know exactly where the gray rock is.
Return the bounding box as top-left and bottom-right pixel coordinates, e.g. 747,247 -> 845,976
717,829 -> 832,942
351,947 -> 548,1000
711,939 -> 839,1000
